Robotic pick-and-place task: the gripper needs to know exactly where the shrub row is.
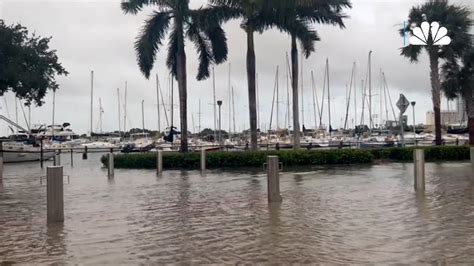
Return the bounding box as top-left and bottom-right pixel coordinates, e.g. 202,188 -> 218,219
101,146 -> 470,169
101,149 -> 374,169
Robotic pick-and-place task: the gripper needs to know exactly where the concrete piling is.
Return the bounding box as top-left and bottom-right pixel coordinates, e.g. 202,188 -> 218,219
157,150 -> 163,175
108,152 -> 114,178
47,166 -> 64,223
0,142 -> 3,181
53,151 -> 61,166
82,146 -> 88,160
200,149 -> 206,173
70,149 -> 74,167
267,156 -> 282,202
470,147 -> 474,175
414,149 -> 425,191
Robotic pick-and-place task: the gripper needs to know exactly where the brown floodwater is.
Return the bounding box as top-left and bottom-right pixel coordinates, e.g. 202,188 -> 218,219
0,153 -> 473,263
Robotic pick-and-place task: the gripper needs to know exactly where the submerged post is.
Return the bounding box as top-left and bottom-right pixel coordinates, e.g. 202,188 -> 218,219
47,166 -> 64,223
200,149 -> 206,172
0,142 -> 3,181
108,152 -> 114,178
470,147 -> 474,175
414,149 -> 425,191
157,150 -> 163,175
40,139 -> 44,169
70,149 -> 74,167
267,156 -> 282,202
53,150 -> 61,166
82,146 -> 88,160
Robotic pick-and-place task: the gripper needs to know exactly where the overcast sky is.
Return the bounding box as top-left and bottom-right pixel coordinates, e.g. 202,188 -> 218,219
1,0 -> 472,136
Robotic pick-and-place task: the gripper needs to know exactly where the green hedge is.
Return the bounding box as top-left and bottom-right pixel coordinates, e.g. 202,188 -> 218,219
101,146 -> 470,169
101,149 -> 374,169
370,146 -> 470,161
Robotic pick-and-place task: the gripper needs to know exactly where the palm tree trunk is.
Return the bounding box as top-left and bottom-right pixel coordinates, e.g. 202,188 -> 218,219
464,89 -> 474,146
429,49 -> 442,146
246,29 -> 258,150
290,34 -> 300,149
176,26 -> 188,152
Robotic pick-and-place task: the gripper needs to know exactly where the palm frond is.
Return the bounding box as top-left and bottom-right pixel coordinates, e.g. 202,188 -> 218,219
400,45 -> 422,63
135,11 -> 171,78
121,0 -> 169,14
166,26 -> 179,78
187,23 -> 212,80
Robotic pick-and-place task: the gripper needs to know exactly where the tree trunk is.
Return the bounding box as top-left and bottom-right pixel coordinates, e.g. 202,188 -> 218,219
291,35 -> 300,149
246,29 -> 258,151
429,49 -> 442,146
176,24 -> 188,152
463,88 -> 474,146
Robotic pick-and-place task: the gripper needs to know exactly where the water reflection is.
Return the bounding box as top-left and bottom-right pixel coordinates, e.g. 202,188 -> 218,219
0,157 -> 473,264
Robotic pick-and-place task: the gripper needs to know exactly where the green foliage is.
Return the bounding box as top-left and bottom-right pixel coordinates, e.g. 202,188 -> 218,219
0,20 -> 68,106
102,149 -> 374,169
370,146 -> 470,161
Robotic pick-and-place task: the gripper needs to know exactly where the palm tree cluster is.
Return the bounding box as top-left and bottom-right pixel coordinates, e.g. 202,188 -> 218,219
400,0 -> 472,146
121,0 -> 351,152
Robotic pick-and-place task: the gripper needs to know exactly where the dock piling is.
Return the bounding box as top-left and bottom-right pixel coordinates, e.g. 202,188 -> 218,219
108,152 -> 114,178
82,146 -> 88,160
47,166 -> 64,223
414,149 -> 425,191
470,147 -> 474,176
267,156 -> 282,202
53,150 -> 61,166
70,149 -> 74,167
157,150 -> 163,175
0,142 -> 3,181
200,149 -> 206,173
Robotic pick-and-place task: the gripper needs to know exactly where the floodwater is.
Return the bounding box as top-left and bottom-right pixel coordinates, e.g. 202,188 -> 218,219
0,153 -> 473,264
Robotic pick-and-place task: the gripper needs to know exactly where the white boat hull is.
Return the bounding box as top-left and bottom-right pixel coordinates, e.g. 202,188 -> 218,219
2,143 -> 54,163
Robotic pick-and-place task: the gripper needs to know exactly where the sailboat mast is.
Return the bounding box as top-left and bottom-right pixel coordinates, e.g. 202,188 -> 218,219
90,70 -> 94,137
198,99 -> 201,134
170,74 -> 174,127
379,68 -> 383,128
212,67 -> 217,142
327,58 -> 332,136
141,100 -> 145,134
286,68 -> 290,129
15,97 -> 18,134
124,81 -> 127,133
368,51 -> 373,130
301,53 -> 304,127
156,74 -> 161,133
311,71 -> 317,130
228,63 -> 231,134
52,90 -> 56,139
276,65 -> 279,129
256,73 -> 260,130
354,64 -> 357,128
232,87 -> 236,134
117,88 -> 121,138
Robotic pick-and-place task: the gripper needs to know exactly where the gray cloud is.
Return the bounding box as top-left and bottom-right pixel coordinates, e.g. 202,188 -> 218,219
1,0 -> 472,136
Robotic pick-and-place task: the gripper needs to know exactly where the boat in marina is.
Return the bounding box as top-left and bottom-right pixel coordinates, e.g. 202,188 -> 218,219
121,133 -> 154,153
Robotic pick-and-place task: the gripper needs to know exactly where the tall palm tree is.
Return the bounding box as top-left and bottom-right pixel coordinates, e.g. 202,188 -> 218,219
275,0 -> 351,149
209,0 -> 318,150
122,0 -> 235,152
441,46 -> 474,145
399,0 -> 472,146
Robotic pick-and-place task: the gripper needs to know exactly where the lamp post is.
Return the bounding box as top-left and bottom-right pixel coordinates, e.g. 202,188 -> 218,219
411,101 -> 416,146
217,100 -> 223,148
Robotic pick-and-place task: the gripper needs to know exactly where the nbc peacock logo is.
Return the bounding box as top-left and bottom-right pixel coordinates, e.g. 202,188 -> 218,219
409,21 -> 451,46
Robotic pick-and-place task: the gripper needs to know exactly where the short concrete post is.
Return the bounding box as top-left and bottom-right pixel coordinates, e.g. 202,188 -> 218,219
200,149 -> 206,172
53,151 -> 61,166
0,157 -> 3,181
414,149 -> 425,191
47,166 -> 64,223
267,156 -> 282,202
157,150 -> 163,175
108,153 -> 114,178
470,147 -> 474,175
82,146 -> 88,160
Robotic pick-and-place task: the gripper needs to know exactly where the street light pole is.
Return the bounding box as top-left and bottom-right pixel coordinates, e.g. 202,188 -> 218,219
217,100 -> 223,149
411,101 -> 416,146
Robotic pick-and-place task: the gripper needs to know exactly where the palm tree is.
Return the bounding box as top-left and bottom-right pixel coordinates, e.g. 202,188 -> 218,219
275,0 -> 351,149
399,0 -> 472,146
441,46 -> 474,145
121,0 -> 235,152
209,0 -> 318,150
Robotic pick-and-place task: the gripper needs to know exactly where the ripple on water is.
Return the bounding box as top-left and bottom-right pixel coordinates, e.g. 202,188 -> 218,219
0,156 -> 473,263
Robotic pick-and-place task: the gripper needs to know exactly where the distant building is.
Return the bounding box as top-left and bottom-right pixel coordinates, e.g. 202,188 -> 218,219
426,96 -> 466,126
